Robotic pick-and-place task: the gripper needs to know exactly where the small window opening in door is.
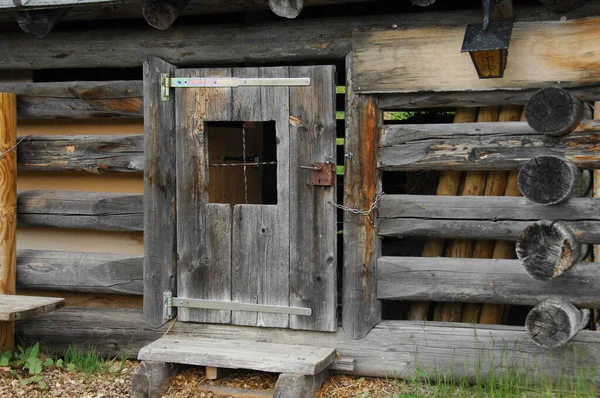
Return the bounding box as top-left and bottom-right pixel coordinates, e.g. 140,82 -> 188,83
207,121 -> 277,206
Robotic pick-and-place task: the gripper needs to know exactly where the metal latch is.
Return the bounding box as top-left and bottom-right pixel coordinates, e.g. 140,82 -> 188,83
300,163 -> 336,186
163,291 -> 311,321
161,74 -> 310,101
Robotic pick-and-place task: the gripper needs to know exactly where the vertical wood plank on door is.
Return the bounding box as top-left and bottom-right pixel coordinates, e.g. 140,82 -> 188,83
289,65 -> 337,331
143,57 -> 177,328
175,67 -> 233,323
231,67 -> 290,328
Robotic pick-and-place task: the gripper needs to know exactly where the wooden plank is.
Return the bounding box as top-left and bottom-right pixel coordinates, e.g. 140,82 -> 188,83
0,81 -> 142,119
0,2 -> 594,69
17,135 -> 143,173
342,53 -> 381,339
175,67 -> 232,324
143,57 -> 177,329
289,65 -> 337,332
0,294 -> 63,321
195,385 -> 271,398
377,256 -> 600,308
138,336 -> 336,375
16,249 -> 143,295
18,307 -> 600,387
379,195 -> 600,222
18,289 -> 142,308
379,121 -> 600,170
17,190 -> 143,231
353,16 -> 600,94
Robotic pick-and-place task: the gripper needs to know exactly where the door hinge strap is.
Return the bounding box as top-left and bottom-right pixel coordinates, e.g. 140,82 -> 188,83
163,292 -> 312,321
161,74 -> 310,101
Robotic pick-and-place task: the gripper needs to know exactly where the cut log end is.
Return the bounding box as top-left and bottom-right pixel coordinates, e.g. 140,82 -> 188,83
516,220 -> 587,280
411,0 -> 437,6
536,0 -> 587,12
525,298 -> 589,348
268,0 -> 304,18
517,156 -> 590,205
143,0 -> 191,30
525,87 -> 592,136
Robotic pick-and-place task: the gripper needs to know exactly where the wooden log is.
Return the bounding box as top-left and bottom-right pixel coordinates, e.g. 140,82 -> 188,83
17,8 -> 69,38
536,0 -> 586,12
17,135 -> 143,174
410,0 -> 436,5
517,156 -> 590,205
17,307 -> 600,387
143,0 -> 191,30
204,366 -> 222,380
343,53 -> 381,339
0,92 -> 16,352
516,220 -> 588,281
594,102 -> 600,331
143,57 -> 177,329
377,256 -> 600,307
273,371 -> 328,398
17,190 -> 143,231
1,2 -> 599,69
16,249 -> 143,295
132,361 -> 181,398
526,298 -> 590,348
407,108 -> 476,321
525,87 -> 593,136
268,0 -> 304,18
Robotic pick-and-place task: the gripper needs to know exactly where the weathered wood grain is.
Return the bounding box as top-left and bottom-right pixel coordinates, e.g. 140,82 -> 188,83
273,371 -> 328,398
342,53 -> 381,339
0,294 -> 63,321
353,16 -> 600,94
143,57 -> 177,328
17,190 -> 142,231
379,121 -> 600,170
143,0 -> 190,30
0,81 -> 143,119
17,8 -> 69,38
18,307 -> 600,387
289,65 -> 337,332
139,336 -> 336,375
17,135 -> 143,173
377,256 -> 600,307
132,361 -> 182,398
526,298 -> 590,348
16,249 -> 143,295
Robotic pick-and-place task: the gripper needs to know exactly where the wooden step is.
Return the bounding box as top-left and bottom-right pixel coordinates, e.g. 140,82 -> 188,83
0,294 -> 64,321
138,336 -> 336,375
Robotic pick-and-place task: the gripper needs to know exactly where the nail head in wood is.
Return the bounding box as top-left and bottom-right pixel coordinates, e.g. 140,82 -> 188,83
525,87 -> 593,136
516,220 -> 588,281
525,297 -> 589,348
268,0 -> 304,19
517,156 -> 590,205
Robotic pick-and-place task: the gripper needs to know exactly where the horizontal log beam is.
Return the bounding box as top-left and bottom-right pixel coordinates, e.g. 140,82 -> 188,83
17,308 -> 600,386
17,135 -> 143,173
17,190 -> 143,231
0,81 -> 143,119
0,3 -> 598,69
16,249 -> 143,295
379,121 -> 600,170
377,256 -> 600,307
378,219 -> 600,244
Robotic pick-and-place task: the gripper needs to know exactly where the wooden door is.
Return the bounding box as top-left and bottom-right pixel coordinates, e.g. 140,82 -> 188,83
174,66 -> 337,332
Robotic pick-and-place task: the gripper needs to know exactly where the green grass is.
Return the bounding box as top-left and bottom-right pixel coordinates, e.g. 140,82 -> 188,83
63,345 -> 106,373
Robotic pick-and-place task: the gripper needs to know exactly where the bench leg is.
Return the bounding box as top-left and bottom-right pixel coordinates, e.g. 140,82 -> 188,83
273,370 -> 328,398
132,360 -> 181,398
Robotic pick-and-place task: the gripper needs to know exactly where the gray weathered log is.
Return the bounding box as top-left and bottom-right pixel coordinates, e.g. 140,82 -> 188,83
0,81 -> 143,119
517,156 -> 590,205
142,0 -> 191,30
17,135 -> 143,173
377,256 -> 600,307
536,0 -> 586,12
143,57 -> 177,329
17,307 -> 600,387
525,298 -> 590,348
17,8 -> 69,38
273,371 -> 328,398
16,249 -> 143,295
525,87 -> 593,136
516,221 -> 589,281
379,121 -> 600,170
1,3 -> 599,69
268,0 -> 304,18
132,361 -> 181,398
17,190 -> 143,231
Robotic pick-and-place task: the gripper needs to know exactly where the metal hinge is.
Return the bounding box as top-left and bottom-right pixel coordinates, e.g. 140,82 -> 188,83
161,74 -> 310,101
163,291 -> 311,321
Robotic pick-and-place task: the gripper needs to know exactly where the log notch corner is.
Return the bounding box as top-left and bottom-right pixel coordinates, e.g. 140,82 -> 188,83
526,298 -> 590,348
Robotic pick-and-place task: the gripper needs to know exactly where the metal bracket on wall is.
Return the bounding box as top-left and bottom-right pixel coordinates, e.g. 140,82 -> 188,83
160,74 -> 311,101
163,291 -> 312,321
